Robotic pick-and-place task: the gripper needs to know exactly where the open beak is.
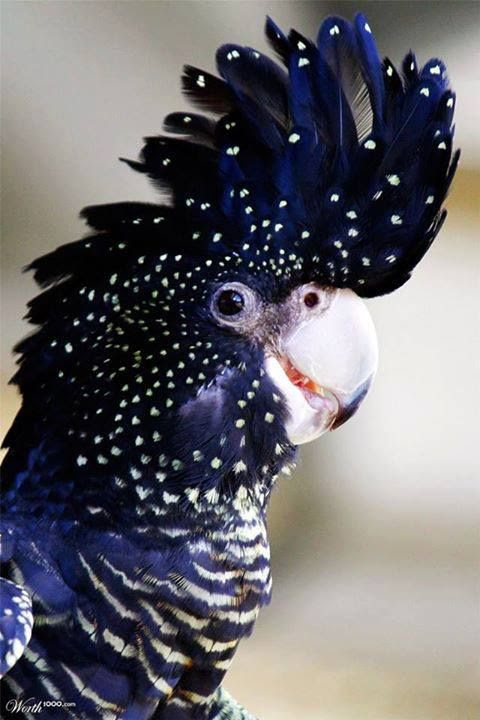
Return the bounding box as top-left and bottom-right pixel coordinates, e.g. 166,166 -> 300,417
265,288 -> 378,445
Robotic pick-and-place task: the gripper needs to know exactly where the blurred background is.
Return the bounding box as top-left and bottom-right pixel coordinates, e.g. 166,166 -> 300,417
1,2 -> 479,718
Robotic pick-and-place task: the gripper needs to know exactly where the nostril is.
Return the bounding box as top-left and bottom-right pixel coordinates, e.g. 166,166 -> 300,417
304,292 -> 319,308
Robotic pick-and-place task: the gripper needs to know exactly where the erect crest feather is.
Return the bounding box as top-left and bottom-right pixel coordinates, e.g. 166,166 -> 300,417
29,13 -> 459,302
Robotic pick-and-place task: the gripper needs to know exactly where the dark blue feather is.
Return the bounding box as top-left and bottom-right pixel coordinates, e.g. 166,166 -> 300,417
353,13 -> 385,136
265,15 -> 290,65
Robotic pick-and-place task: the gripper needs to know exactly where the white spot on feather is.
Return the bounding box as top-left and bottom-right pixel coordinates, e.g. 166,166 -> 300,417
234,460 -> 247,474
387,174 -> 400,186
163,491 -> 179,504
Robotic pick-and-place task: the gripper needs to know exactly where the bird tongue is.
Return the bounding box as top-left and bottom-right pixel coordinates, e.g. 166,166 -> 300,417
281,357 -> 338,415
299,386 -> 338,415
284,362 -> 319,393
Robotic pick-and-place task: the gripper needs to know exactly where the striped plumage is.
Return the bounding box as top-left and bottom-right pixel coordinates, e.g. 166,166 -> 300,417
1,13 -> 456,720
2,508 -> 267,718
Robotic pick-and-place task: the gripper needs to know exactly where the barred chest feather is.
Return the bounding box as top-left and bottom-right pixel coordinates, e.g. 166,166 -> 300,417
2,488 -> 272,718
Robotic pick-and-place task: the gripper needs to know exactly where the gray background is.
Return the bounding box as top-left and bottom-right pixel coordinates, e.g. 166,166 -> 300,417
1,2 -> 479,718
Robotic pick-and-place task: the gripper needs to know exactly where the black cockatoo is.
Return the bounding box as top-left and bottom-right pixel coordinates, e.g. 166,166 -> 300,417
0,12 -> 457,720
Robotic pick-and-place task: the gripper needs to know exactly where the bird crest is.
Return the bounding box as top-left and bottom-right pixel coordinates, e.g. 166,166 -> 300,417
110,12 -> 458,297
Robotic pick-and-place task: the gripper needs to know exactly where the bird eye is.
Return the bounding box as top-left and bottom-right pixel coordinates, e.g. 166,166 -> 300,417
211,281 -> 259,328
216,289 -> 245,316
304,291 -> 320,308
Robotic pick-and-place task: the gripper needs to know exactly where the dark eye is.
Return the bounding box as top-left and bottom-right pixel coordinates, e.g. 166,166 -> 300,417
216,289 -> 245,316
211,281 -> 259,329
304,291 -> 319,308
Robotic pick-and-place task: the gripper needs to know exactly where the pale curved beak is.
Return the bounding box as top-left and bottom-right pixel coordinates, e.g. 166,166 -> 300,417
266,288 -> 378,445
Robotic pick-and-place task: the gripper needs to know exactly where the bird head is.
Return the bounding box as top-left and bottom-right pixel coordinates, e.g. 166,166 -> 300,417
3,13 -> 456,523
201,274 -> 378,445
